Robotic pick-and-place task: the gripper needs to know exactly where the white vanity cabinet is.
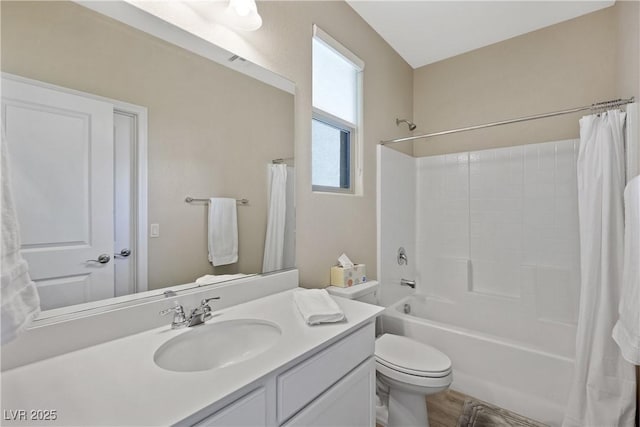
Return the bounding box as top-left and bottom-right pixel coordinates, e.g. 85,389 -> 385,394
283,358 -> 375,427
193,387 -> 269,427
190,322 -> 376,427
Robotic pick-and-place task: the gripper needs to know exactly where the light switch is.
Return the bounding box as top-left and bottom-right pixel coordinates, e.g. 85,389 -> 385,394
150,223 -> 160,238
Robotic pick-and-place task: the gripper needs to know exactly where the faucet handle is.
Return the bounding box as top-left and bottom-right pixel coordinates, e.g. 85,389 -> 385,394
160,302 -> 188,328
199,297 -> 220,318
200,296 -> 220,307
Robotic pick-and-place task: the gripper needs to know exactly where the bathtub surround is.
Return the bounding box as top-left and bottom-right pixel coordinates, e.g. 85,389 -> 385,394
419,140 -> 581,355
378,139 -> 587,424
376,145 -> 416,307
381,294 -> 573,425
563,110 -> 636,427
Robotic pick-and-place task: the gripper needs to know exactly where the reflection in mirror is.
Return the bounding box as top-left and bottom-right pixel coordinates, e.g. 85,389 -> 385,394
0,1 -> 295,317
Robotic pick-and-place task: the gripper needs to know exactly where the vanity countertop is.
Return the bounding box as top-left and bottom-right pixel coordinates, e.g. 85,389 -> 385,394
1,289 -> 382,426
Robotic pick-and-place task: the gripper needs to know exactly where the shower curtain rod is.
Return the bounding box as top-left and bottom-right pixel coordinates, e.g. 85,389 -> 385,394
380,96 -> 635,146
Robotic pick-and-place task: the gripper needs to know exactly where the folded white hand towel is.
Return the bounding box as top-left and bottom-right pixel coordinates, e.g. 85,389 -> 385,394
613,175 -> 640,364
195,273 -> 246,285
208,198 -> 238,267
293,289 -> 345,325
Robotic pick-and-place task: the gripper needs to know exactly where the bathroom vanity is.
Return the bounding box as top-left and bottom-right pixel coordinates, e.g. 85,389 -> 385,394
1,278 -> 382,426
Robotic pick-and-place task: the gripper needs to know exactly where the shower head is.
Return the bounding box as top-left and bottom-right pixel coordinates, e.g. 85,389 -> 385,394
396,118 -> 417,131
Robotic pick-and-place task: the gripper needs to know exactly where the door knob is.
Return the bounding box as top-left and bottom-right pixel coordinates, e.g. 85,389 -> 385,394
114,248 -> 131,258
87,254 -> 111,264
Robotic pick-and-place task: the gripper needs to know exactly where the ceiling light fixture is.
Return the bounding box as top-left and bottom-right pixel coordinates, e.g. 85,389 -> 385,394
224,0 -> 263,31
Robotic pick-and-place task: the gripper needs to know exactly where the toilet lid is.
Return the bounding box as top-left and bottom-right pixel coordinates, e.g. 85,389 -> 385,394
375,334 -> 452,377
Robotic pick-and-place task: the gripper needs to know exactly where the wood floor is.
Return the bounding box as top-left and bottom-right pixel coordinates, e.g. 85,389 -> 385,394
377,389 -> 545,427
425,389 -> 467,427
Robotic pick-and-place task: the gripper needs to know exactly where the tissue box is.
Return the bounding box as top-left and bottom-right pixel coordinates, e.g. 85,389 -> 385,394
330,264 -> 366,287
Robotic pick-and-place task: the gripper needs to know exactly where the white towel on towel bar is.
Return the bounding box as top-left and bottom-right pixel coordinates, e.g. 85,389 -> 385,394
293,289 -> 345,325
208,198 -> 238,266
613,175 -> 640,364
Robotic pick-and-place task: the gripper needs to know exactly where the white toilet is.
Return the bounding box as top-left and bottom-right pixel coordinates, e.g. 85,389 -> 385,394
327,281 -> 453,427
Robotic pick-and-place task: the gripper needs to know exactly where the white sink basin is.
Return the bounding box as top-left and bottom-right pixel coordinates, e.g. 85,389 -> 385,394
154,319 -> 281,372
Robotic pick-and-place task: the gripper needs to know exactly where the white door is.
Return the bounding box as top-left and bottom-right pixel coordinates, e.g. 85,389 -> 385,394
2,77 -> 115,310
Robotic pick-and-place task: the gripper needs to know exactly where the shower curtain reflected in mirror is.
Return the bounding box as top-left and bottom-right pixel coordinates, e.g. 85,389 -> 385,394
262,164 -> 295,273
563,110 -> 636,427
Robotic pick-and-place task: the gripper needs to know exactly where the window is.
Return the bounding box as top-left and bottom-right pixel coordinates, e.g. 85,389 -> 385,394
312,25 -> 364,193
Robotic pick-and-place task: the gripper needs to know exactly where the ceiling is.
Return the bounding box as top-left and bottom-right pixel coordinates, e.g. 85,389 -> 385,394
345,1 -> 615,69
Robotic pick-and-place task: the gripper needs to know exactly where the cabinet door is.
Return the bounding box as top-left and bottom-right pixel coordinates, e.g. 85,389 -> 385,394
284,358 -> 375,427
277,323 -> 374,423
193,387 -> 267,427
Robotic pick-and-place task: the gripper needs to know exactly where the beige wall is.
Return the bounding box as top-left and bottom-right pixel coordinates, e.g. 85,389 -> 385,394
186,1 -> 414,287
615,0 -> 640,174
413,2 -> 639,157
615,1 -> 640,102
1,1 -> 294,289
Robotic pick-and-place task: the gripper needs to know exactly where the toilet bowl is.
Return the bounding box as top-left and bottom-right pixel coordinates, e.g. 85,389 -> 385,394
375,333 -> 452,427
326,283 -> 453,427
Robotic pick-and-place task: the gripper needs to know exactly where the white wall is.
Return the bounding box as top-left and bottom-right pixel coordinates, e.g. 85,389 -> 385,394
415,139 -> 580,357
377,146 -> 416,306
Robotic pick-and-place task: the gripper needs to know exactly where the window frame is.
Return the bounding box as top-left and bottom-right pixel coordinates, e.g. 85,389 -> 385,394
311,108 -> 355,193
311,24 -> 364,195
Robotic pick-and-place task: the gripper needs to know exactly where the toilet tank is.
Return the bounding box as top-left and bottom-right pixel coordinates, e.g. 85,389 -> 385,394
326,281 -> 379,305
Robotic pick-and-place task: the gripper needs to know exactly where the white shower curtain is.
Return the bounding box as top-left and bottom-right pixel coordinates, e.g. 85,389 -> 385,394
262,164 -> 287,273
563,110 -> 636,427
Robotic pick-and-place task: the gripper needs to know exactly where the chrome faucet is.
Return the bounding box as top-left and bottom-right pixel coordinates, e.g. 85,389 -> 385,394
400,278 -> 416,289
187,297 -> 220,327
160,297 -> 220,329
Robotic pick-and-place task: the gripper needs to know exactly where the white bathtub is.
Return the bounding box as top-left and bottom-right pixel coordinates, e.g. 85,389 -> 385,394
380,295 -> 574,426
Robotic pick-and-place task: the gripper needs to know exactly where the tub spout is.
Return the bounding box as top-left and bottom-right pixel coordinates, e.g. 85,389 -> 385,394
400,278 -> 416,289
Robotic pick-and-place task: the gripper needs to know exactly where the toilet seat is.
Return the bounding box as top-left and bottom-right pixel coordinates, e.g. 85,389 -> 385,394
375,334 -> 452,378
376,360 -> 453,390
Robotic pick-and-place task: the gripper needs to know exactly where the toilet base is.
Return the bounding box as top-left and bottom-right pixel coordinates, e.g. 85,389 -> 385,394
388,387 -> 429,427
375,393 -> 389,427
377,371 -> 451,427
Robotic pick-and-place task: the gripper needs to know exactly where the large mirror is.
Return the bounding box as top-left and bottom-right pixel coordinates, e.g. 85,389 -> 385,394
1,1 -> 295,318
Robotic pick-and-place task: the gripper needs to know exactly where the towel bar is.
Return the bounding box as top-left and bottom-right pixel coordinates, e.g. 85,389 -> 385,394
185,197 -> 249,205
